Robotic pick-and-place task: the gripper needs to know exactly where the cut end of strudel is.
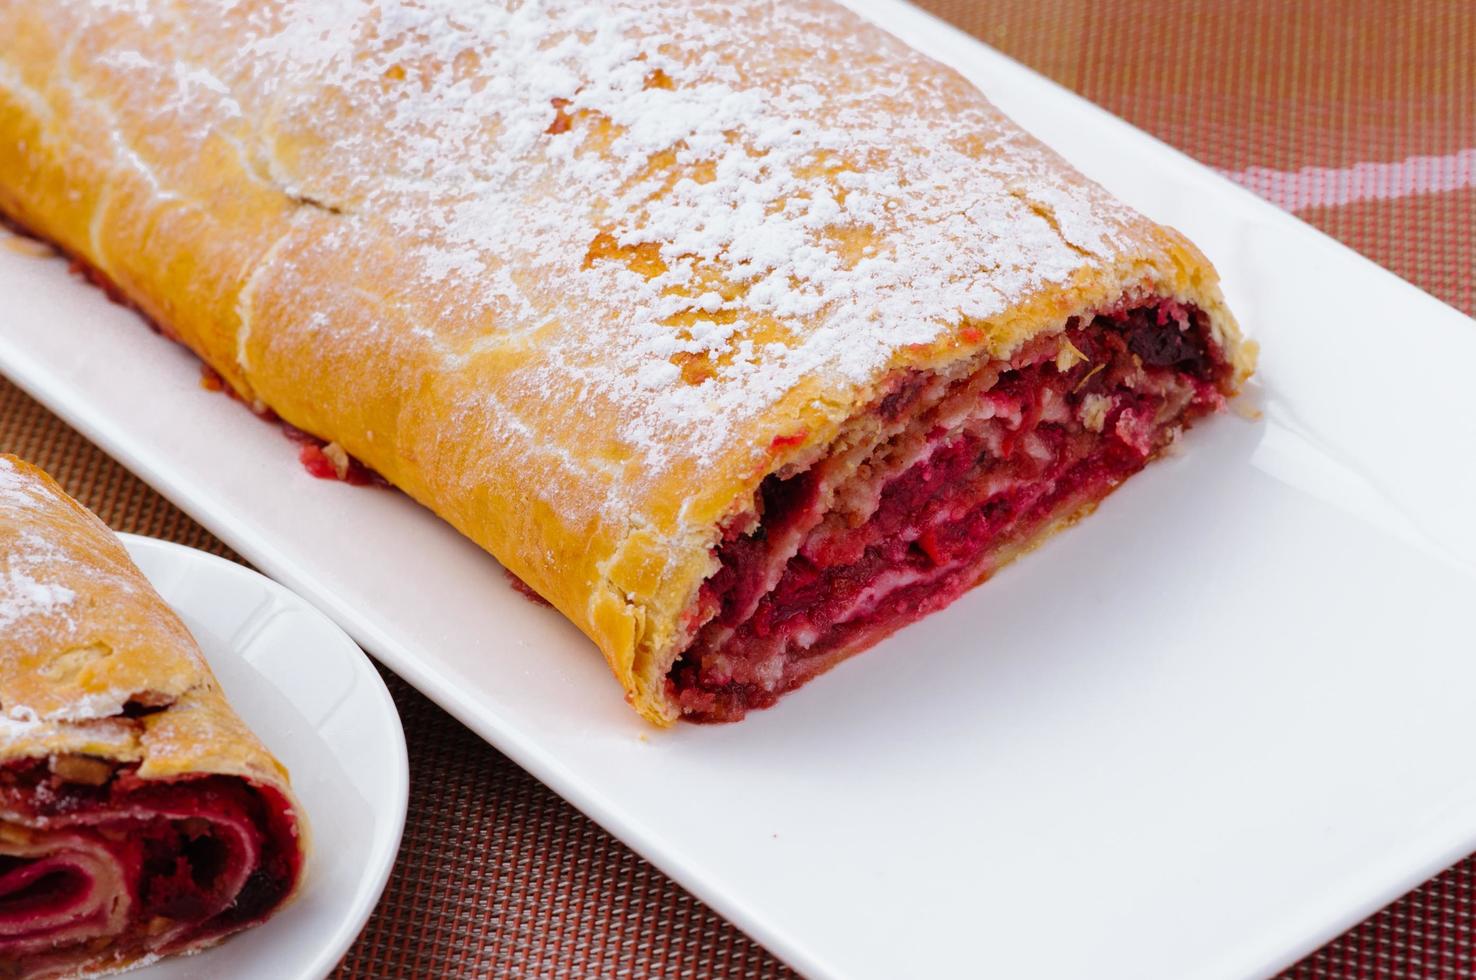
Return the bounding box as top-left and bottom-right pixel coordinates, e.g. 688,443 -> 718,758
666,294 -> 1247,722
0,457 -> 307,978
0,1 -> 1254,727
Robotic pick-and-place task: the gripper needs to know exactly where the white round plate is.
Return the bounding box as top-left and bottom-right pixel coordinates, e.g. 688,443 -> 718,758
118,534 -> 407,980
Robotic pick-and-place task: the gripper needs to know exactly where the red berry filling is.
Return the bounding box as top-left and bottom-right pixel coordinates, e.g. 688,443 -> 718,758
0,758 -> 302,975
667,300 -> 1231,721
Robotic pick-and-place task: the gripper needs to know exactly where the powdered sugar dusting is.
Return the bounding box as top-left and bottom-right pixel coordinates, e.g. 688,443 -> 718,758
0,455 -> 44,511
20,692 -> 133,723
1,459 -> 80,633
45,0 -> 1151,523
1,463 -> 80,632
0,716 -> 40,742
0,566 -> 76,631
0,692 -> 131,732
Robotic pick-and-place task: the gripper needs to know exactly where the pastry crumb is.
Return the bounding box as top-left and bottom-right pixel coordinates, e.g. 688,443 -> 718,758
2,232 -> 54,257
321,442 -> 351,479
1078,393 -> 1111,432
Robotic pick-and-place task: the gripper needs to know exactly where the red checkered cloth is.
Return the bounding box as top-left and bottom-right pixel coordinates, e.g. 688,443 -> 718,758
0,1 -> 1469,976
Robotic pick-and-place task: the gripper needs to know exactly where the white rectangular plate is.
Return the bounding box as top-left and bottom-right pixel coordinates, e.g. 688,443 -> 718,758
4,2 -> 1476,977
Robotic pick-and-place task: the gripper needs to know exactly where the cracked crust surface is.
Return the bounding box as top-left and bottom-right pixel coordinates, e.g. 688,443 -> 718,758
0,1 -> 1251,723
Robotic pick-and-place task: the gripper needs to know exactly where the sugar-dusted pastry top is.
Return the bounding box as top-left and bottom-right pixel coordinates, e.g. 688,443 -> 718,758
0,455 -> 286,785
1,0 -> 1161,490
0,1 -> 1250,721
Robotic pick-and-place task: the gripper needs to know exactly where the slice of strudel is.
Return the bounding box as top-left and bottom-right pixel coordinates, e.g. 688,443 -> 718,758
0,456 -> 308,978
0,0 -> 1254,723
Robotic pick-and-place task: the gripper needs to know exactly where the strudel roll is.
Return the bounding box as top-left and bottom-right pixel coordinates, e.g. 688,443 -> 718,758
0,1 -> 1254,723
0,457 -> 307,978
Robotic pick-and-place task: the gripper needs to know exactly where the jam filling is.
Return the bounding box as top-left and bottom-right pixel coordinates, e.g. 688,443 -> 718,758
667,301 -> 1231,721
0,758 -> 301,975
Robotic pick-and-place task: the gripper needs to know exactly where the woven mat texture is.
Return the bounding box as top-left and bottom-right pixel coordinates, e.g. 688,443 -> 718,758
1,1 -> 1471,976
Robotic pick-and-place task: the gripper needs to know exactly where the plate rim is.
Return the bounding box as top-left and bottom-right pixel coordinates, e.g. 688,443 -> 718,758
117,533 -> 410,980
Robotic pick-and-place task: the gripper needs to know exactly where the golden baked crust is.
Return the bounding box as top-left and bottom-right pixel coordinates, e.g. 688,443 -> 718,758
0,455 -> 308,976
0,456 -> 295,786
0,1 -> 1253,723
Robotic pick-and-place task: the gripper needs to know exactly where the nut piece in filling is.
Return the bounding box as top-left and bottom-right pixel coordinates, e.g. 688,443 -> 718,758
667,300 -> 1235,721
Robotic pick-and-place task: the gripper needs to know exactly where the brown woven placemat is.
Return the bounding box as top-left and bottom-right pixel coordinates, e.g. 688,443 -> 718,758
2,2 -> 1471,977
